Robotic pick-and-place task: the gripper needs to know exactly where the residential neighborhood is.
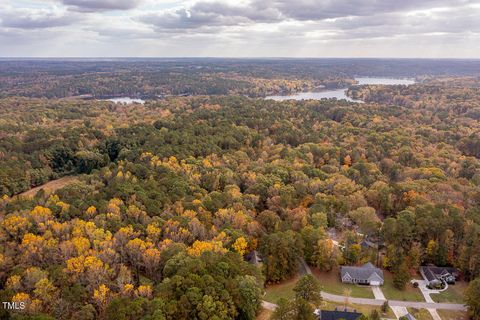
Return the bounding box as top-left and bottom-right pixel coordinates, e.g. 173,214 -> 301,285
261,233 -> 469,320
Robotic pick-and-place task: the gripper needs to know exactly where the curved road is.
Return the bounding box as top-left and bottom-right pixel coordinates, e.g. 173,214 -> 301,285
262,291 -> 466,311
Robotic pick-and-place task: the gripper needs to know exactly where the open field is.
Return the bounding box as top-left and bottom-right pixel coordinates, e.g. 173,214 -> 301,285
382,271 -> 425,302
311,267 -> 374,299
19,176 -> 79,197
431,281 -> 467,304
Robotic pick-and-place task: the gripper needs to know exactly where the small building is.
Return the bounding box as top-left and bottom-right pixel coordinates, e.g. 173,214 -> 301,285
360,236 -> 378,249
314,308 -> 362,320
340,262 -> 384,286
245,250 -> 262,265
420,266 -> 458,286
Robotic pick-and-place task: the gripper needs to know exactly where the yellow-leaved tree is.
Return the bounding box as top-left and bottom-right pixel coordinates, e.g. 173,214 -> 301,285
187,240 -> 227,257
232,237 -> 248,256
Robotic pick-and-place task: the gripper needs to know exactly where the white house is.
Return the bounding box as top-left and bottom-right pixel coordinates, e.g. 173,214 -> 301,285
340,262 -> 384,286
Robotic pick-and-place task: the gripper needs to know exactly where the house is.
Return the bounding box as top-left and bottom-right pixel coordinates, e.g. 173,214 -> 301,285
360,238 -> 376,249
340,262 -> 384,286
245,250 -> 262,265
314,308 -> 362,320
420,266 -> 458,286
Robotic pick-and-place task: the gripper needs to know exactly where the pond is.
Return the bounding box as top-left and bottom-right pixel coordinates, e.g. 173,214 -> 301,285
264,77 -> 415,102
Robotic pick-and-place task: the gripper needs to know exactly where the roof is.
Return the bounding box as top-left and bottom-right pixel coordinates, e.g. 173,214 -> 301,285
319,310 -> 362,320
341,262 -> 384,282
420,266 -> 457,282
245,250 -> 262,265
360,239 -> 376,248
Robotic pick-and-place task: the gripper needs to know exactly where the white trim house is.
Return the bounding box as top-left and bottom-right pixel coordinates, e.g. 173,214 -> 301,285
340,262 -> 384,286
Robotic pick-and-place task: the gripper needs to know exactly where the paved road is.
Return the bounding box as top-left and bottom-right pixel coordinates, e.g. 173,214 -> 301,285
263,291 -> 466,312
321,291 -> 466,310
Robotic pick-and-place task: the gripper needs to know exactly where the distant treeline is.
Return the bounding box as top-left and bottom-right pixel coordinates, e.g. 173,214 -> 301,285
1,58 -> 480,99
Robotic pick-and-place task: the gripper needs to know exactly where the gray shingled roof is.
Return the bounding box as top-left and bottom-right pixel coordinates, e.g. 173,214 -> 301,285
318,310 -> 362,320
420,266 -> 457,282
341,262 -> 384,282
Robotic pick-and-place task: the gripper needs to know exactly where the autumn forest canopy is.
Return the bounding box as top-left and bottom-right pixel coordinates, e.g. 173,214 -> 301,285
1,59 -> 480,320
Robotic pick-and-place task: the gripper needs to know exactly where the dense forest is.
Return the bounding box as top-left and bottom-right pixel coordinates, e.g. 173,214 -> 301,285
1,60 -> 480,319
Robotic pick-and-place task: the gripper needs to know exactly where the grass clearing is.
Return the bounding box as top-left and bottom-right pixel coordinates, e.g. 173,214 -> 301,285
430,281 -> 467,304
264,275 -> 299,304
311,267 -> 374,299
382,271 -> 425,302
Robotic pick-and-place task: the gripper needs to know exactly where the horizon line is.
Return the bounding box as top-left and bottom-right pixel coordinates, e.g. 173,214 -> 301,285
1,56 -> 480,61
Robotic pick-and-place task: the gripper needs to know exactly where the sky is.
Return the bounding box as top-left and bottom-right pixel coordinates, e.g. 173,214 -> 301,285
0,0 -> 479,58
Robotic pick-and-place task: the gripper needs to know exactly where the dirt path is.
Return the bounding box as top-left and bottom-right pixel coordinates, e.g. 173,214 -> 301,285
19,176 -> 79,197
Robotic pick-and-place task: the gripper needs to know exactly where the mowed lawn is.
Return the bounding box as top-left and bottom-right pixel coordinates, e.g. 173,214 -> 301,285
311,267 -> 374,299
264,275 -> 299,304
431,281 -> 467,304
437,309 -> 469,320
382,271 -> 425,302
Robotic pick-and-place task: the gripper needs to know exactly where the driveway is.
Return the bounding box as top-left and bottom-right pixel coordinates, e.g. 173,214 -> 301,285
427,308 -> 442,320
413,279 -> 439,303
299,258 -> 313,275
371,286 -> 386,300
412,279 -> 445,320
372,285 -> 410,319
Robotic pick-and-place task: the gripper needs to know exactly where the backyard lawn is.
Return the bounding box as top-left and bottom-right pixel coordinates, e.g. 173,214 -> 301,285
311,267 -> 375,299
264,275 -> 299,304
430,281 -> 467,304
382,271 -> 425,302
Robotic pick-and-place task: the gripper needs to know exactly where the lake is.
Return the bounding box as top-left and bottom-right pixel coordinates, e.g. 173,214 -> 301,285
265,77 -> 415,102
106,97 -> 145,104
355,77 -> 415,85
265,89 -> 363,103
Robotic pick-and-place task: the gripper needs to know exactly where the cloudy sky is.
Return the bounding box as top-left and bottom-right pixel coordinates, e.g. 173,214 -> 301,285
0,0 -> 479,58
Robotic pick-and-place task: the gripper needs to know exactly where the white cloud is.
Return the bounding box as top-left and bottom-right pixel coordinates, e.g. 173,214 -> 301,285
0,0 -> 479,57
61,0 -> 144,11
